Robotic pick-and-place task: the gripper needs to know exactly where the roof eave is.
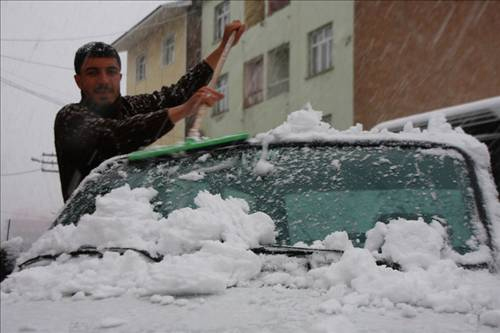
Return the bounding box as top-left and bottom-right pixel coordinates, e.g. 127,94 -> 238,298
111,0 -> 192,52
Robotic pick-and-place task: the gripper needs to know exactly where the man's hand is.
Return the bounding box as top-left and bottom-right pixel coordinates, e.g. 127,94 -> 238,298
205,20 -> 246,70
221,20 -> 245,48
167,86 -> 224,123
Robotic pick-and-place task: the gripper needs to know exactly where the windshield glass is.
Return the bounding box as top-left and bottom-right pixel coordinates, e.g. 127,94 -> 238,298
56,144 -> 480,253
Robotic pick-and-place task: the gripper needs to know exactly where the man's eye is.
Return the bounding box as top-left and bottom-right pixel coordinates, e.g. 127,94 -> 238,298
107,69 -> 119,75
86,70 -> 98,76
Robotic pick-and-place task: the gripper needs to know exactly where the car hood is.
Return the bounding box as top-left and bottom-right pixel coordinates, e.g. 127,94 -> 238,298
2,285 -> 500,333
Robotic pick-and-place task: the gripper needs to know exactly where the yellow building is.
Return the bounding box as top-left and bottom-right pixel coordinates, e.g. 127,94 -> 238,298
112,1 -> 201,146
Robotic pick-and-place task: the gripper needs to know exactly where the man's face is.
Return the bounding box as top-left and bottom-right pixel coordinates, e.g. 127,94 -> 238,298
74,57 -> 122,107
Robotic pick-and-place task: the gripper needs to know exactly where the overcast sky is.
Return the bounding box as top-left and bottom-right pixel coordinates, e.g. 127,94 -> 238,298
1,1 -> 168,243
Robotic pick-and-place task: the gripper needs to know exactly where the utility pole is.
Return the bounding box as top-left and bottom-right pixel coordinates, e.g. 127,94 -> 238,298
6,219 -> 11,241
31,152 -> 58,173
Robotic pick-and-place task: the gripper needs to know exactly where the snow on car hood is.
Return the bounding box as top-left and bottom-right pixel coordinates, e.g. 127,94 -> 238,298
3,185 -> 500,328
2,105 -> 500,331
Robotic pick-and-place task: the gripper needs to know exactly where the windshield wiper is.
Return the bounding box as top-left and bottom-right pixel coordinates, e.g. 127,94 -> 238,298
252,245 -> 405,270
251,245 -> 344,257
18,246 -> 164,270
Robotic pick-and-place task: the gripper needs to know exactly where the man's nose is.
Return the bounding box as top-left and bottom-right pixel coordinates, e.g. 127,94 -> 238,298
97,71 -> 111,83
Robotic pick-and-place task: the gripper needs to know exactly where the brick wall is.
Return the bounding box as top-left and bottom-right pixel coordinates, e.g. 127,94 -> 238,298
354,0 -> 500,129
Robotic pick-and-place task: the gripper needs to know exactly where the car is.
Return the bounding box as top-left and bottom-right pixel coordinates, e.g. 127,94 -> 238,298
2,107 -> 500,332
372,96 -> 500,194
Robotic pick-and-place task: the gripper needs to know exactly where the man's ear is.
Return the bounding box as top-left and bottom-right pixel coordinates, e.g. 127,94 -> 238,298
74,74 -> 82,89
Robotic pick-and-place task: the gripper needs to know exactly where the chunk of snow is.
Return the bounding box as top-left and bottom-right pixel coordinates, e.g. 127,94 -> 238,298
178,170 -> 205,181
254,159 -> 275,176
480,309 -> 500,327
323,232 -> 352,251
365,219 -> 446,270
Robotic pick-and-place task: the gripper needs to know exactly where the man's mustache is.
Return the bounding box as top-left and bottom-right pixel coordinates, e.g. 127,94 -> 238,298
94,85 -> 113,93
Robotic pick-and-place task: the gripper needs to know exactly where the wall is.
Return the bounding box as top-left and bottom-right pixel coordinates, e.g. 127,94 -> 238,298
354,0 -> 500,129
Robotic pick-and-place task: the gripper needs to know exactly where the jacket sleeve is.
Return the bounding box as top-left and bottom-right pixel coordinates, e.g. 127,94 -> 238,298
125,61 -> 214,115
55,104 -> 174,161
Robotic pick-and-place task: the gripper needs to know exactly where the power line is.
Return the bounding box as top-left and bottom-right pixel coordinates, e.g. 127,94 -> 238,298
0,54 -> 73,71
1,76 -> 66,106
1,10 -> 188,44
1,68 -> 74,96
1,169 -> 40,177
1,31 -> 124,42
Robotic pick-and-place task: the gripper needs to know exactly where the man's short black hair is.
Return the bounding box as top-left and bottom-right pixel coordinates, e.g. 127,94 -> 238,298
74,42 -> 121,74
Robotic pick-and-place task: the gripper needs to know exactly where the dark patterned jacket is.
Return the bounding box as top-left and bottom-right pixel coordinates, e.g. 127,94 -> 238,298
55,61 -> 213,202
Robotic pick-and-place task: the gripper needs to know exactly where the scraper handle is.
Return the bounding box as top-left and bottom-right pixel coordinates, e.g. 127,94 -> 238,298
188,32 -> 236,139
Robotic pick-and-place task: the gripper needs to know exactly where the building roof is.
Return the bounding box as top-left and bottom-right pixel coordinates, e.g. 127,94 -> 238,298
112,0 -> 192,52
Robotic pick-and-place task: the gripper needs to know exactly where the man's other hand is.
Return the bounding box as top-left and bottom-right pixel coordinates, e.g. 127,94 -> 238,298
167,86 -> 224,123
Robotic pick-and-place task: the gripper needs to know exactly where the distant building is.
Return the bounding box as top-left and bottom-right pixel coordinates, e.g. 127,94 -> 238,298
112,0 -> 202,145
201,0 -> 354,137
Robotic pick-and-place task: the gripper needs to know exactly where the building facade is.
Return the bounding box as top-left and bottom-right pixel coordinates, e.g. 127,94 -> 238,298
112,1 -> 201,145
201,0 -> 354,137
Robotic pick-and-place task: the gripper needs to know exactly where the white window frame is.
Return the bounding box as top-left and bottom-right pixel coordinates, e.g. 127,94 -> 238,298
136,54 -> 146,81
213,73 -> 229,115
214,0 -> 230,42
308,23 -> 333,77
162,34 -> 175,66
267,43 -> 290,99
244,55 -> 264,108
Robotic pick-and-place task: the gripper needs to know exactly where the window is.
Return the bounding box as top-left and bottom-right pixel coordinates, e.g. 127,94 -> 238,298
267,43 -> 289,98
214,0 -> 230,42
136,55 -> 146,81
245,0 -> 265,29
162,34 -> 175,66
268,0 -> 289,16
308,23 -> 333,77
213,73 -> 229,115
244,55 -> 264,108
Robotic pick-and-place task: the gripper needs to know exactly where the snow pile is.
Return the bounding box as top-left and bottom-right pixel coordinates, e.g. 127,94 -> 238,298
19,185 -> 275,260
2,185 -> 274,299
365,218 -> 446,270
2,192 -> 500,326
258,220 -> 500,320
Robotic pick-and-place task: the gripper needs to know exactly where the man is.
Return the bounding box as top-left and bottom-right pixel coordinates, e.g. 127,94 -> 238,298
55,21 -> 245,202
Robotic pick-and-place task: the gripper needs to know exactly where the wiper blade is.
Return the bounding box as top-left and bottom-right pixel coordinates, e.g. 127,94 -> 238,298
251,245 -> 343,257
18,246 -> 164,270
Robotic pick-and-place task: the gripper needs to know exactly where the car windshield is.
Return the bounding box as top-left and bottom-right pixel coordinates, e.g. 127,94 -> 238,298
56,143 -> 482,253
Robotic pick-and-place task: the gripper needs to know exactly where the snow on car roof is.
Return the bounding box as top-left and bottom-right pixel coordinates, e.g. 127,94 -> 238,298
252,102 -> 492,170
371,96 -> 500,132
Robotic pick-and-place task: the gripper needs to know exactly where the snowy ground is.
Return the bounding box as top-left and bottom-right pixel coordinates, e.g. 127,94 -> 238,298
2,106 -> 500,332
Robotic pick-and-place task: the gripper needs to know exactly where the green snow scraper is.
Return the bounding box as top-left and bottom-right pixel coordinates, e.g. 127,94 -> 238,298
128,133 -> 250,161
